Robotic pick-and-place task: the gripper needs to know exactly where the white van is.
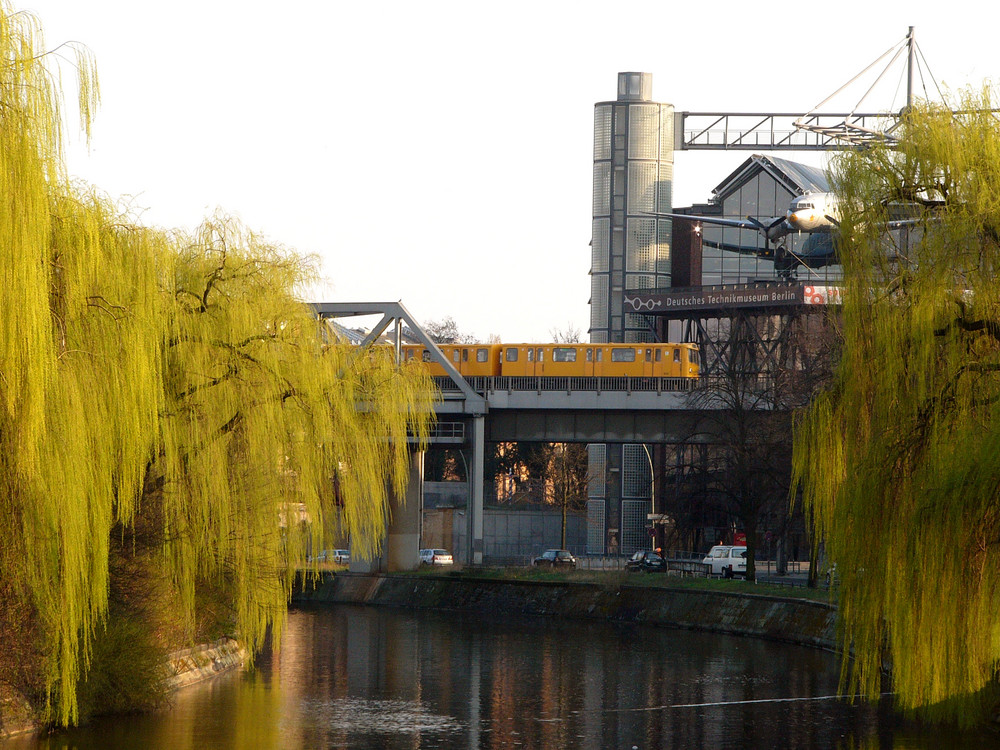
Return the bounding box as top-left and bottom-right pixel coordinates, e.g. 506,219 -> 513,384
702,545 -> 748,578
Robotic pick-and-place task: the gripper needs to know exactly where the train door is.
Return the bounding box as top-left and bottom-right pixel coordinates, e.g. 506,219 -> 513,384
448,346 -> 462,375
643,347 -> 654,377
593,347 -> 606,377
516,345 -> 537,377
584,347 -> 596,377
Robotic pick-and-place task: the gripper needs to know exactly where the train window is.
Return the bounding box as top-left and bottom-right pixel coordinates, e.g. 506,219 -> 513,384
586,348 -> 593,362
553,347 -> 577,362
476,348 -> 489,362
611,348 -> 636,362
452,350 -> 460,363
655,349 -> 661,362
537,348 -> 544,362
506,347 -> 518,362
596,349 -> 603,362
462,349 -> 468,362
422,350 -> 432,362
528,348 -> 534,362
674,349 -> 680,363
645,348 -> 651,362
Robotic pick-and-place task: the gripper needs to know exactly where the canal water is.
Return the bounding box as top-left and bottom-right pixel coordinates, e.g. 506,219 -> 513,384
6,604 -> 998,749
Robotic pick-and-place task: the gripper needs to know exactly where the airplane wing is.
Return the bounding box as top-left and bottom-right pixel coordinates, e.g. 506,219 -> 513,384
641,211 -> 778,232
702,238 -> 771,256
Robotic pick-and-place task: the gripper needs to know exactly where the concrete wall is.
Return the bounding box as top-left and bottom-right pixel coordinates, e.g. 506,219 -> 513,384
421,508 -> 588,563
295,573 -> 838,651
483,509 -> 587,560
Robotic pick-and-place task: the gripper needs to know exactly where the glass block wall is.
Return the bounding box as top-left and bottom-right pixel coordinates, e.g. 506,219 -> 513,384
621,500 -> 649,556
590,73 -> 673,344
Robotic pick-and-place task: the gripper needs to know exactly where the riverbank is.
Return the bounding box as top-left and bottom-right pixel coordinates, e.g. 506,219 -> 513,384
0,638 -> 246,741
293,571 -> 839,651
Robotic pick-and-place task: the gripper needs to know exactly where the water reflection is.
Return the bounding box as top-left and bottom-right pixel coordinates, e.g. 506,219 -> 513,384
7,604 -> 999,749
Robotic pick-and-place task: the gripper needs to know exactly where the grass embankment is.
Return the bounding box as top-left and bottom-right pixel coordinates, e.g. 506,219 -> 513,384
403,565 -> 838,604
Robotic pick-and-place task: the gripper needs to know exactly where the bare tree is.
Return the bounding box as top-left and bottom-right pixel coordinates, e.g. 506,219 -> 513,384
686,309 -> 836,582
486,441 -> 589,549
423,316 -> 477,344
549,323 -> 582,343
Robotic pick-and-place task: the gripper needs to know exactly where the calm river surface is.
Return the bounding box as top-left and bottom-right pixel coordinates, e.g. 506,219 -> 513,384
6,604 -> 998,749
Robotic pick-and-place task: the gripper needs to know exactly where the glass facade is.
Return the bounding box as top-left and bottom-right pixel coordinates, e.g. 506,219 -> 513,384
590,73 -> 673,344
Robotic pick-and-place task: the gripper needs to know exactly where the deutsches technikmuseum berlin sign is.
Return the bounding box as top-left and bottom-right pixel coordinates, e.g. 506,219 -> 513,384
624,284 -> 842,314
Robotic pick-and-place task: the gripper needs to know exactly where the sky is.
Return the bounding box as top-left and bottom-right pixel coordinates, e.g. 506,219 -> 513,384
19,0 -> 998,342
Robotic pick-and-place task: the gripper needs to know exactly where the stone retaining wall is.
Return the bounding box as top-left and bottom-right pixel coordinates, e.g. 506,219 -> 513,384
0,637 -> 246,740
294,573 -> 839,650
165,637 -> 247,691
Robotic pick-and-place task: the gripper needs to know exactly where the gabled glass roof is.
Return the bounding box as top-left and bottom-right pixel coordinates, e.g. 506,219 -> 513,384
711,154 -> 830,201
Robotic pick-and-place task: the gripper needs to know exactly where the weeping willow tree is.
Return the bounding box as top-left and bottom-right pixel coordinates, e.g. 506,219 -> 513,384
0,3 -> 435,726
792,86 -> 1000,726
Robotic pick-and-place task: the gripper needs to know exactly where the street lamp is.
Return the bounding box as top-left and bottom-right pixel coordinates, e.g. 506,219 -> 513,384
642,443 -> 655,549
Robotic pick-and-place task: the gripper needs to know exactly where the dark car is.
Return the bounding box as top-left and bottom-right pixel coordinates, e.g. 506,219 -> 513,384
532,549 -> 577,569
626,549 -> 667,573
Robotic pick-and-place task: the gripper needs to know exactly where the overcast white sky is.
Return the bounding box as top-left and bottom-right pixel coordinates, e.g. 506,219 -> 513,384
22,0 -> 996,341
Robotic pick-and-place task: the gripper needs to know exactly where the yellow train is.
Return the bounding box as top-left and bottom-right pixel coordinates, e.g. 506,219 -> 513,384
399,343 -> 700,379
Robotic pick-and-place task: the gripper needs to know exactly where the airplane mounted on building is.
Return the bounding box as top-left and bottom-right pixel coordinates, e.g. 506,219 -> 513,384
650,190 -> 926,276
646,191 -> 843,274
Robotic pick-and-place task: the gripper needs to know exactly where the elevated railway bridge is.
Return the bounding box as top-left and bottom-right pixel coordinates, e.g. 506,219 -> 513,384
313,302 -> 786,572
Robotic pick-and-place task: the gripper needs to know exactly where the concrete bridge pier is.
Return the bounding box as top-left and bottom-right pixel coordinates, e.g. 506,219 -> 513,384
349,449 -> 424,573
386,450 -> 424,572
467,414 -> 485,566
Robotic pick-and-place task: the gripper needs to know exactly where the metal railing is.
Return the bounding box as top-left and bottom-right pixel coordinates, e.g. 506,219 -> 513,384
433,376 -> 699,395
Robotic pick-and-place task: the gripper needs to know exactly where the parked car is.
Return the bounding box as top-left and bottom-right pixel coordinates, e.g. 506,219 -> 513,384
626,549 -> 667,573
419,548 -> 453,566
308,548 -> 350,564
702,545 -> 748,578
532,549 -> 577,569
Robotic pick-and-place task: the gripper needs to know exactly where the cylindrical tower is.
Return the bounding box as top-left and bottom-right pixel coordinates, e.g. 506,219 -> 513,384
590,72 -> 674,344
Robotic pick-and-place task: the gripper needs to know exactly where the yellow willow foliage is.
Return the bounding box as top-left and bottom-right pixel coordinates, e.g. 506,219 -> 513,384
792,86 -> 1000,726
0,6 -> 98,477
0,3 -> 434,725
157,216 -> 435,676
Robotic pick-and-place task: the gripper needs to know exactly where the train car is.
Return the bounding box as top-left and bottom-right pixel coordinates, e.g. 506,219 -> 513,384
449,344 -> 502,377
399,341 -> 699,379
594,343 -> 701,378
499,343 -> 699,379
400,343 -> 502,377
498,344 -> 597,377
671,342 -> 701,378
